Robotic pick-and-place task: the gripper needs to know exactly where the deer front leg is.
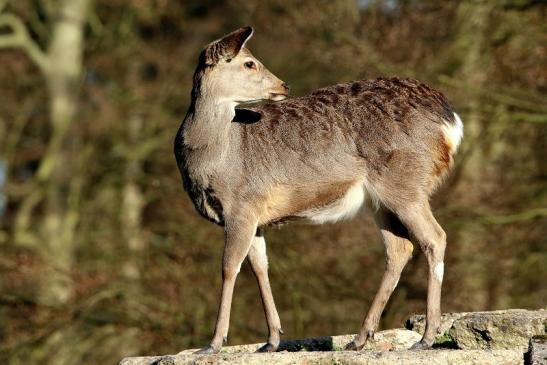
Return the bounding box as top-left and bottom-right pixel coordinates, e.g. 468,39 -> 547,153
195,214 -> 258,354
247,230 -> 283,352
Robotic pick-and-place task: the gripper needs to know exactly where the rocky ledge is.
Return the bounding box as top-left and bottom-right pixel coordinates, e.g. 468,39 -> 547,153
120,309 -> 546,365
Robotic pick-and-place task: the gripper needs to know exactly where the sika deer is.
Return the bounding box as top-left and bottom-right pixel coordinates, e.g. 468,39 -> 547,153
174,26 -> 463,354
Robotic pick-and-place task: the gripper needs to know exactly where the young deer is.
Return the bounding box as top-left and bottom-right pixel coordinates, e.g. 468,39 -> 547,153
174,27 -> 463,354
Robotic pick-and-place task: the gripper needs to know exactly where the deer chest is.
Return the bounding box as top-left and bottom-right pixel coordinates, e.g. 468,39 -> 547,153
184,177 -> 225,226
175,138 -> 225,226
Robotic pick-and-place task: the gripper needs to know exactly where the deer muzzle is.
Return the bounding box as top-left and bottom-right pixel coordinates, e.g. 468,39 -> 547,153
269,83 -> 290,101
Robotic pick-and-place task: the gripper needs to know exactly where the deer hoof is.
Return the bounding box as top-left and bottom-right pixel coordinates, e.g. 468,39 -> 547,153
256,342 -> 278,353
410,340 -> 433,350
194,345 -> 219,354
344,340 -> 364,351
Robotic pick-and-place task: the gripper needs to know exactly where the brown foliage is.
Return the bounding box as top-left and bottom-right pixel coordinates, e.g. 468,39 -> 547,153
0,0 -> 545,364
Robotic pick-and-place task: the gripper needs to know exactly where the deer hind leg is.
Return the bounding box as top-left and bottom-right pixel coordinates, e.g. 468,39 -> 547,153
394,201 -> 447,349
345,206 -> 414,351
195,214 -> 257,354
247,229 -> 283,352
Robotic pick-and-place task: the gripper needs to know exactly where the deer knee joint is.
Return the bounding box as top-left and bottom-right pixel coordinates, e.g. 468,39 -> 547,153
222,262 -> 242,280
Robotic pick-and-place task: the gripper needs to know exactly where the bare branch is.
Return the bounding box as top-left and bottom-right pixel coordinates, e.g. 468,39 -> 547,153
0,13 -> 50,74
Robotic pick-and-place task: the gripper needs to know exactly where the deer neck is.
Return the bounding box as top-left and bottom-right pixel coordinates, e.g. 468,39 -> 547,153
180,94 -> 236,181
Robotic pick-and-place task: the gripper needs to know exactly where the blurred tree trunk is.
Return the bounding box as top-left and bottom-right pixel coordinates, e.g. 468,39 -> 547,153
39,0 -> 90,306
451,0 -> 494,311
0,0 -> 91,306
119,112 -> 146,357
121,114 -> 145,290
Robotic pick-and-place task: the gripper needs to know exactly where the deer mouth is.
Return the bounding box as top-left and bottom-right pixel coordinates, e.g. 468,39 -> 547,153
269,92 -> 288,101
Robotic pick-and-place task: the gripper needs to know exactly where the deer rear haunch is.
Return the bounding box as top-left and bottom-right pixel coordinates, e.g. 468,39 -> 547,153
174,26 -> 463,354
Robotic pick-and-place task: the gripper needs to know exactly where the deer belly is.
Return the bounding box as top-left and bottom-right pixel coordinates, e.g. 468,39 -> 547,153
300,181 -> 366,224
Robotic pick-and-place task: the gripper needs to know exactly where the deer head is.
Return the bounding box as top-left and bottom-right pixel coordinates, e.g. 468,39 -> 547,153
192,26 -> 289,105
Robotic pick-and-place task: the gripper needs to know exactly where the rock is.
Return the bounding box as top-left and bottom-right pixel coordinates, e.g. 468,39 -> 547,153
449,309 -> 547,351
527,335 -> 547,365
175,329 -> 420,354
406,312 -> 469,337
120,349 -> 523,365
120,310 -> 547,365
406,309 -> 547,350
362,329 -> 422,351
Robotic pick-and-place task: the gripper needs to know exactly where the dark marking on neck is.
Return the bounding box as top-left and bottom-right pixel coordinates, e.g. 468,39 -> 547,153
233,108 -> 262,124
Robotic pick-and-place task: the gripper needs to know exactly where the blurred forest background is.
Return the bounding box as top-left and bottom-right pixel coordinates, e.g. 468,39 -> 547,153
0,0 -> 546,364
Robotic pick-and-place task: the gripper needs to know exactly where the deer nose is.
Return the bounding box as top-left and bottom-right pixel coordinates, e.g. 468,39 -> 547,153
282,83 -> 290,93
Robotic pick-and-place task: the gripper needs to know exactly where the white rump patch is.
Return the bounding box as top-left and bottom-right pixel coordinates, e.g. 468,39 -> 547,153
305,181 -> 365,224
434,262 -> 444,282
442,112 -> 464,154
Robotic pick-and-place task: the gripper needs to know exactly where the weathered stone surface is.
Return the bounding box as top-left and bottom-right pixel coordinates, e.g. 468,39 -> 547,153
120,310 -> 547,365
174,329 -> 420,355
406,312 -> 469,337
120,349 -> 523,365
527,335 -> 547,365
406,309 -> 547,350
449,309 -> 546,351
362,329 -> 422,351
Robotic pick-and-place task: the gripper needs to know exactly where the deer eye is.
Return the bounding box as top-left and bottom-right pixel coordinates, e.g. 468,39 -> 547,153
244,61 -> 256,70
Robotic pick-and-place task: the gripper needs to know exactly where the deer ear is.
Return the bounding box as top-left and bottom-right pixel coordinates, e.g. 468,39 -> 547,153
203,26 -> 254,66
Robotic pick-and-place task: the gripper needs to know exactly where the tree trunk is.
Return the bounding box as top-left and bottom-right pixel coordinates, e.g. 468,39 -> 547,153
36,0 -> 90,306
121,114 -> 145,285
451,0 -> 494,311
